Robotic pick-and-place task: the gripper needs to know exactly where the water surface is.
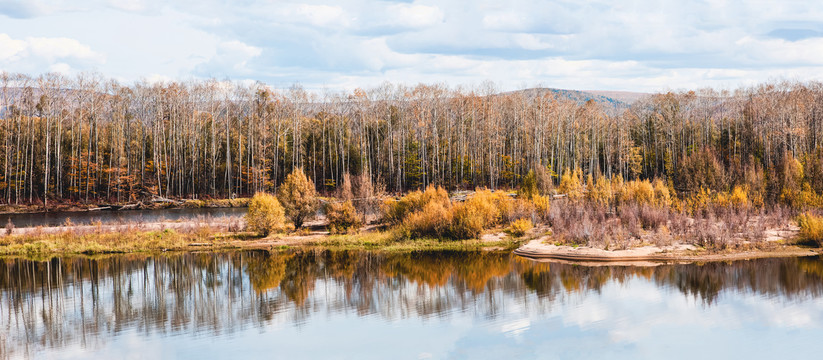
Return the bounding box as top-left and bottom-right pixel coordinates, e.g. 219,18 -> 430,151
1,251 -> 822,359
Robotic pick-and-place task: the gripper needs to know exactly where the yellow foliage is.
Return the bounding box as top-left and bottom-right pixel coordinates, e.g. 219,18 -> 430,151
652,179 -> 671,207
382,185 -> 449,224
466,189 -> 505,225
277,168 -> 318,228
400,201 -> 453,239
729,185 -> 749,209
559,168 -> 584,202
326,200 -> 362,234
532,194 -> 551,220
685,187 -> 712,215
619,179 -> 655,205
450,202 -> 486,239
508,218 -> 533,237
586,174 -> 613,207
798,212 -> 823,245
246,192 -> 289,236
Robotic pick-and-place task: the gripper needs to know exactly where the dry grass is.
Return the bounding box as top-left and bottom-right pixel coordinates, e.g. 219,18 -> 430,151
547,198 -> 794,252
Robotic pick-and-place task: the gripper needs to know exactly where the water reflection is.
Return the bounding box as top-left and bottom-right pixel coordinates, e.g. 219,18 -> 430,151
1,251 -> 823,359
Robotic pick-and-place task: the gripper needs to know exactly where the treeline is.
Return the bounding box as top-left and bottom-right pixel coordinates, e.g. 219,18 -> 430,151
1,72 -> 823,205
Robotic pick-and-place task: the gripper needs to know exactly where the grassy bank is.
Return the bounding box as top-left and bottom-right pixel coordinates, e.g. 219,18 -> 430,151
0,226 -> 525,259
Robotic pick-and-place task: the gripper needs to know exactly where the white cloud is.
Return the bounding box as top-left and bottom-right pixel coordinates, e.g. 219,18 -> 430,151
3,0 -> 823,92
48,62 -> 72,74
0,33 -> 27,61
194,40 -> 262,77
385,4 -> 443,29
26,36 -> 104,62
288,4 -> 349,28
0,33 -> 104,74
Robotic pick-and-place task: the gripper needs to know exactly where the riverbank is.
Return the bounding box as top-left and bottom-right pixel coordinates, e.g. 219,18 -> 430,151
0,223 -> 522,259
0,197 -> 250,215
514,237 -> 822,263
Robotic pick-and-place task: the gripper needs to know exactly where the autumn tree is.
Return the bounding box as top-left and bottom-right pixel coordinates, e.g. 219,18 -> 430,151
277,167 -> 318,228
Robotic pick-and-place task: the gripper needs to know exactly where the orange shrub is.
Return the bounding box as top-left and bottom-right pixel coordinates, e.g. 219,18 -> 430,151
326,200 -> 362,234
508,218 -> 533,237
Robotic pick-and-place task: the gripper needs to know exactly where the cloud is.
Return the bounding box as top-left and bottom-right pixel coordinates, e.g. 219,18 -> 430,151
0,33 -> 104,73
194,40 -> 262,77
4,0 -> 823,92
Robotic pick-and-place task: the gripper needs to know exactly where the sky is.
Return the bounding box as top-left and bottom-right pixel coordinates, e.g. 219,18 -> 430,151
1,0 -> 823,92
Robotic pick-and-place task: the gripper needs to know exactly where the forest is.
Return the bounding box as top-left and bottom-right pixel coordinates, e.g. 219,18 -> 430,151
1,72 -> 823,209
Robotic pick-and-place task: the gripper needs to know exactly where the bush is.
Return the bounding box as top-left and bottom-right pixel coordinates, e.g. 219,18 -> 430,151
337,173 -> 354,201
399,201 -> 453,239
450,202 -> 486,239
519,170 -> 538,199
326,200 -> 362,234
535,164 -> 554,195
508,218 -> 533,237
729,185 -> 749,209
652,179 -> 671,207
558,168 -> 584,202
246,192 -> 288,236
586,174 -> 613,208
464,189 -> 502,225
532,194 -> 551,221
382,185 -> 449,224
798,213 -> 823,245
277,168 -> 319,228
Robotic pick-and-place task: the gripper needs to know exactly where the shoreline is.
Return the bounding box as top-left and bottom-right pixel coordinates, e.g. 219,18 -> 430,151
0,197 -> 251,215
513,238 -> 822,264
0,223 -> 521,258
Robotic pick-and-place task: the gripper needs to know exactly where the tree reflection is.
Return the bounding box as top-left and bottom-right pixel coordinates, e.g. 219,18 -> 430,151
1,252 -> 823,359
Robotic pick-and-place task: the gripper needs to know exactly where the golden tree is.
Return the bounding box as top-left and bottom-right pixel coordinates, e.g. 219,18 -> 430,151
277,167 -> 318,228
246,192 -> 288,236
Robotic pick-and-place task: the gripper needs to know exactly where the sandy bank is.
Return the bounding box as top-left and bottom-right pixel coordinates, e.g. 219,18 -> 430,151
514,238 -> 822,263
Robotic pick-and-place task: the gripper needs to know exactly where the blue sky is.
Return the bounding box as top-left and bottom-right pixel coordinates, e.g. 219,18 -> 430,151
1,0 -> 822,92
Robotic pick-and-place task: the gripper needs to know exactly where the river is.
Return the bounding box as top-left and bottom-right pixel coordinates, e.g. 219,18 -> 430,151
1,251 -> 822,359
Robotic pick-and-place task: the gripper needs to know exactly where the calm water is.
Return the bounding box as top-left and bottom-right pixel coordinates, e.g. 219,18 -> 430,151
0,207 -> 247,228
1,251 -> 823,359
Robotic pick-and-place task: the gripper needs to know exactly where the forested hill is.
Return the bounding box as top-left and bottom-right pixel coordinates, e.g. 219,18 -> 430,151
505,88 -> 646,111
0,73 -> 822,208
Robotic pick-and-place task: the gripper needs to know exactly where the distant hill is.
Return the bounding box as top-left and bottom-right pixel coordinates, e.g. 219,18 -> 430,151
503,88 -> 649,113
584,90 -> 649,105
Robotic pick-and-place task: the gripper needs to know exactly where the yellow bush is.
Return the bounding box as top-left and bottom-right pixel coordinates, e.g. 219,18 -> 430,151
326,200 -> 362,234
466,189 -> 504,225
652,179 -> 671,207
382,185 -> 449,224
532,194 -> 551,220
450,202 -> 486,239
399,201 -> 453,239
586,174 -> 613,207
798,213 -> 823,245
558,168 -> 584,202
685,187 -> 712,214
246,192 -> 288,236
519,169 -> 538,199
729,185 -> 749,209
508,218 -> 533,237
620,179 -> 654,205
